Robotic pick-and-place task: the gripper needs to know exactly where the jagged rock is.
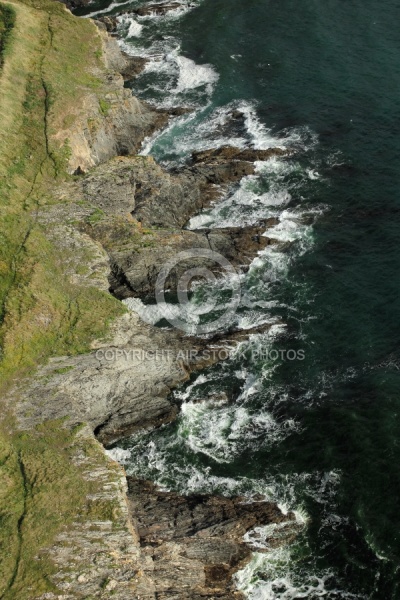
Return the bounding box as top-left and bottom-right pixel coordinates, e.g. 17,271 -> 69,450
54,31 -> 170,174
185,159 -> 255,186
14,311 -> 276,445
95,15 -> 118,33
82,158 -> 138,216
107,223 -> 280,299
127,479 -> 300,598
80,155 -> 202,226
231,109 -> 245,120
131,158 -> 254,227
120,54 -> 149,80
192,145 -> 290,164
37,426 -> 149,600
131,3 -> 184,16
80,155 -> 257,228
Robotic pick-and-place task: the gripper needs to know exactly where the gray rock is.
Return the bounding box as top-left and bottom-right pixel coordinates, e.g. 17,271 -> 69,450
192,146 -> 290,164
108,223 -> 280,299
80,154 -> 257,228
127,479 -> 301,598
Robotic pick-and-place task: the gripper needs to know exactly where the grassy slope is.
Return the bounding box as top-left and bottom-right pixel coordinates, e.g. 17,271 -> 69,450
0,0 -> 124,385
0,1 -> 126,596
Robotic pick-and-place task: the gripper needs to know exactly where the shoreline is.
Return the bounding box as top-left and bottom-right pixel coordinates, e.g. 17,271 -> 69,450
2,5 -> 300,597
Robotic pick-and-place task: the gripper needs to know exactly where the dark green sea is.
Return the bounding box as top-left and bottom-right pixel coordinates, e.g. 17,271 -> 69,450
78,0 -> 400,596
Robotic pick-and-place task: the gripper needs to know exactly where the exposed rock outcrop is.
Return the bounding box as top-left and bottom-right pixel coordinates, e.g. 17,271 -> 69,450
192,145 -> 290,164
14,308 -> 277,446
53,31 -> 169,174
38,426 -> 150,600
127,479 -> 300,599
80,154 -> 256,228
10,18 -> 300,599
131,3 -> 185,17
96,15 -> 119,33
107,224 -> 280,299
81,155 -> 204,226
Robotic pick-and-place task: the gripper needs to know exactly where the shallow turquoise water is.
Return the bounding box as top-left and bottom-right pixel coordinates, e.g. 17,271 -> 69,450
79,0 -> 400,596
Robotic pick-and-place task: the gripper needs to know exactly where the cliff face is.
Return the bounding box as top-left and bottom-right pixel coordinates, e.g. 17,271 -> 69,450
127,479 -> 299,599
54,28 -> 169,173
0,4 -> 298,598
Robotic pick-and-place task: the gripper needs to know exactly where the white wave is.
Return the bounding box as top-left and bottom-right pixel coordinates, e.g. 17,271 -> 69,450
188,174 -> 290,229
254,157 -> 300,177
85,0 -> 132,18
134,0 -> 201,21
123,296 -> 213,331
238,101 -> 286,150
123,297 -> 165,325
188,155 -> 306,230
235,548 -> 332,600
174,54 -> 219,93
236,100 -> 318,152
235,543 -> 366,600
236,312 -> 276,330
140,109 -> 199,156
306,168 -> 320,180
105,447 -> 132,463
189,155 -> 324,235
175,371 -> 299,463
86,0 -> 199,20
118,422 -> 343,517
184,470 -> 248,494
139,94 -> 319,165
147,103 -> 249,158
128,19 -> 143,37
117,15 -> 143,38
174,372 -> 218,402
141,47 -> 218,98
140,99 -> 308,161
117,33 -> 218,108
263,209 -> 314,244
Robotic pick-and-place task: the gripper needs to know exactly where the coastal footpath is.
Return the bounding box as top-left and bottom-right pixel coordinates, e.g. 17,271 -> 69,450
0,1 -> 298,597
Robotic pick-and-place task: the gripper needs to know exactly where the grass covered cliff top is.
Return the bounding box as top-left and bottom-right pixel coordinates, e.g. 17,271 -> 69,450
0,0 -> 125,390
0,1 -> 128,597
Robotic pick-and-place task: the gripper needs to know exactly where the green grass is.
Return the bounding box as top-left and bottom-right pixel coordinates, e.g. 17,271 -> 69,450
99,98 -> 111,116
0,419 -> 124,599
0,1 -> 129,596
0,0 -> 124,387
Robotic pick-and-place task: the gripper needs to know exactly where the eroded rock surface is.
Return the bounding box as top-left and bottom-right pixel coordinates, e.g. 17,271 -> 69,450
108,224 -> 280,299
192,145 -> 290,164
127,479 -> 300,599
80,154 -> 256,228
53,30 -> 169,174
132,3 -> 185,17
10,20 -> 300,599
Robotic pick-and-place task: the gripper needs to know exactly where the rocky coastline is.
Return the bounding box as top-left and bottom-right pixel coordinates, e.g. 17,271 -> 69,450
8,15 -> 299,598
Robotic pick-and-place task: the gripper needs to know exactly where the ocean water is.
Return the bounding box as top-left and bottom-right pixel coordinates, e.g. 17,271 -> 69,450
78,0 -> 400,597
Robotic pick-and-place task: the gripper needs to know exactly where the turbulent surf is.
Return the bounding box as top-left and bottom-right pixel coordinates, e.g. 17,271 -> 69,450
84,0 -> 400,597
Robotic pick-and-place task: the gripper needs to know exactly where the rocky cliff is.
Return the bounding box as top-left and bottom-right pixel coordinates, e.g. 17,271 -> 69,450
0,5 -> 299,598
